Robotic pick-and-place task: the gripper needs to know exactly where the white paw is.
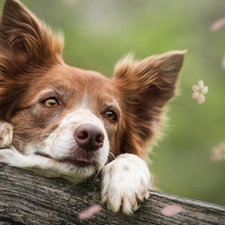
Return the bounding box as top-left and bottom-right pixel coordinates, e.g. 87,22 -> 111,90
0,121 -> 13,148
101,153 -> 151,215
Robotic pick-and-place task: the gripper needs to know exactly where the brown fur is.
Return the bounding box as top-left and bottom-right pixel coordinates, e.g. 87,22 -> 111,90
0,0 -> 185,160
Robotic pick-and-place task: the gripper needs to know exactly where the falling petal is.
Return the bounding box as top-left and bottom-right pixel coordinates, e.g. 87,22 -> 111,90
211,147 -> 221,161
211,17 -> 225,31
78,204 -> 102,220
161,204 -> 182,217
222,55 -> 225,68
192,85 -> 200,92
197,94 -> 205,104
211,142 -> 225,161
192,92 -> 199,99
201,86 -> 208,94
198,80 -> 204,89
192,80 -> 208,104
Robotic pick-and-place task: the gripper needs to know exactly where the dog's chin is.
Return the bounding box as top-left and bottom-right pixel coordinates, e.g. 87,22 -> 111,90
33,151 -> 102,183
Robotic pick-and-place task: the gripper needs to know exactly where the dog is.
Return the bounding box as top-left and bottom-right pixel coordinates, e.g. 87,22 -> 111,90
0,0 -> 185,215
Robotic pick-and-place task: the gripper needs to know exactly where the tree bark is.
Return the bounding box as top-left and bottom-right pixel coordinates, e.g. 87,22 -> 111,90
0,163 -> 224,225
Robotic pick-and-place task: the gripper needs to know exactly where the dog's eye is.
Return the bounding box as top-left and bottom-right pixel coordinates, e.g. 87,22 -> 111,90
43,98 -> 58,107
105,110 -> 117,121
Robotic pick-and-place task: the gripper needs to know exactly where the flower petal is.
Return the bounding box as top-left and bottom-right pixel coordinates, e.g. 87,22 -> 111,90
211,142 -> 225,161
197,94 -> 205,104
201,86 -> 208,94
192,92 -> 199,99
78,204 -> 102,220
192,85 -> 199,92
161,204 -> 182,217
198,80 -> 204,89
222,55 -> 225,68
211,17 -> 225,31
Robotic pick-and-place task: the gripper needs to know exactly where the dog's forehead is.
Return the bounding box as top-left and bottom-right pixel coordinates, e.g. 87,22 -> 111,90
30,65 -> 119,109
60,66 -> 116,97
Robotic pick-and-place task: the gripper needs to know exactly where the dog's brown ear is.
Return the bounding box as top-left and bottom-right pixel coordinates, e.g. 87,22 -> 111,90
113,51 -> 185,157
0,0 -> 63,74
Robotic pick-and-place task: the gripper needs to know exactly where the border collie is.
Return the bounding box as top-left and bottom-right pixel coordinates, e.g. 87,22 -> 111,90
0,0 -> 185,214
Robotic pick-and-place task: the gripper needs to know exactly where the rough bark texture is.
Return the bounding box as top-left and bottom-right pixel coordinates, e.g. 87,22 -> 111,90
0,163 -> 224,225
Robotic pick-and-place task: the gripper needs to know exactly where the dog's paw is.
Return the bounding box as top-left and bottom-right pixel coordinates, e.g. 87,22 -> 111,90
101,153 -> 151,215
0,121 -> 13,148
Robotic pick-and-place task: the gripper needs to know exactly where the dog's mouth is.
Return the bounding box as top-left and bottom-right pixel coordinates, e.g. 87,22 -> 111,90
60,157 -> 93,167
35,152 -> 51,159
35,151 -> 94,167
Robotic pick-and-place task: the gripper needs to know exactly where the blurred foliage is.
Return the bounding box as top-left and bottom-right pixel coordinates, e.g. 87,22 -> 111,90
1,0 -> 225,206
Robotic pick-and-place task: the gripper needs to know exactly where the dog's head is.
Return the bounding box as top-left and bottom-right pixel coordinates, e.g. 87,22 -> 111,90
0,0 -> 185,181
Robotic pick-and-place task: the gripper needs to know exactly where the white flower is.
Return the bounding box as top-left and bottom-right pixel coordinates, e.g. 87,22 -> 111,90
211,142 -> 225,161
192,80 -> 208,104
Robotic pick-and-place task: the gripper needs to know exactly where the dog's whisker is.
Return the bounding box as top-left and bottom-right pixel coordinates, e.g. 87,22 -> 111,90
108,151 -> 116,160
95,169 -> 102,178
87,176 -> 96,188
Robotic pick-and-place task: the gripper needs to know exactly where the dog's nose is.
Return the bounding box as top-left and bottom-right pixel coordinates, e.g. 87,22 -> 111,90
74,124 -> 104,151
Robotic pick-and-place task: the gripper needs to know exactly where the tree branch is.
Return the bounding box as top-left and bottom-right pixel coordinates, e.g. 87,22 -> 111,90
0,163 -> 224,225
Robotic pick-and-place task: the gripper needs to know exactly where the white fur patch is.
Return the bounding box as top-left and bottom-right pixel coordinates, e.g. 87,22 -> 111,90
0,121 -> 13,148
101,153 -> 151,214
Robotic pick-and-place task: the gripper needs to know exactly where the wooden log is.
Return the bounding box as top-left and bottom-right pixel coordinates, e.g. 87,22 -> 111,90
0,163 -> 224,225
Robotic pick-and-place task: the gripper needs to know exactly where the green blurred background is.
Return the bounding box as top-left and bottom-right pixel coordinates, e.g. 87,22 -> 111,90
1,0 -> 225,206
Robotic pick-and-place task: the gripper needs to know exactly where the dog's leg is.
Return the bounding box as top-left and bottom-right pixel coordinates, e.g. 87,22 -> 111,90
0,121 -> 13,148
101,153 -> 151,215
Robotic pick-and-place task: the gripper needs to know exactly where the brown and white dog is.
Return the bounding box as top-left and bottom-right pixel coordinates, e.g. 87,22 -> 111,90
0,0 -> 185,214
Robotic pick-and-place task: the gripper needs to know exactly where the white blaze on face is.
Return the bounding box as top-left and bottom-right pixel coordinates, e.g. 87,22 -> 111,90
43,108 -> 109,170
